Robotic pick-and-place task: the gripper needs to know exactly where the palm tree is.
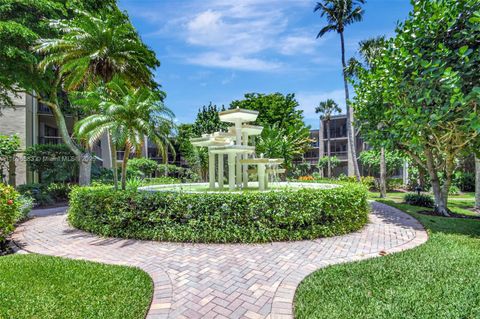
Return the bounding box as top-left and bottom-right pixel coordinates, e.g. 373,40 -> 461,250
36,9 -> 158,91
75,78 -> 175,190
35,8 -> 160,186
350,36 -> 388,196
256,123 -> 312,170
315,99 -> 341,178
314,0 -> 365,181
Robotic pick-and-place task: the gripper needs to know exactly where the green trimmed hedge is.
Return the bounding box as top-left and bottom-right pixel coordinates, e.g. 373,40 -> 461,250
68,184 -> 369,243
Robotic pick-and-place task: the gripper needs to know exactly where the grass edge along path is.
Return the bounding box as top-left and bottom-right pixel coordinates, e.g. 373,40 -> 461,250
294,199 -> 480,319
0,254 -> 153,319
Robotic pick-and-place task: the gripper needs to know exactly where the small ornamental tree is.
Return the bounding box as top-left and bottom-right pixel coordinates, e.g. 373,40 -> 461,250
353,0 -> 480,216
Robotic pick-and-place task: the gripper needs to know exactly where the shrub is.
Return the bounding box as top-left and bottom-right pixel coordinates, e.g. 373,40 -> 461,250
0,183 -> 20,244
17,183 -> 72,207
128,158 -> 158,177
69,183 -> 369,243
448,185 -> 461,195
453,172 -> 475,192
17,195 -> 34,222
298,176 -> 314,181
17,184 -> 53,207
126,177 -> 143,191
338,175 -> 376,190
24,144 -> 78,183
387,178 -> 404,191
404,193 -> 434,208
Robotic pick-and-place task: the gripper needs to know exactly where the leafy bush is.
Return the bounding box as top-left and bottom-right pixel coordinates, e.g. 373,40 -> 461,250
17,183 -> 72,207
338,175 -> 376,190
404,193 -> 434,208
387,178 -> 404,191
17,195 -> 34,222
24,144 -> 78,183
448,185 -> 461,195
69,183 -> 369,243
128,158 -> 158,177
126,177 -> 143,191
157,164 -> 181,176
453,172 -> 475,192
0,183 -> 20,244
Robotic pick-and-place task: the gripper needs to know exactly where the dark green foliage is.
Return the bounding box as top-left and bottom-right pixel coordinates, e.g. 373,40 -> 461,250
192,103 -> 228,135
17,183 -> 72,207
69,184 -> 369,243
256,124 -> 312,169
386,178 -> 403,191
24,144 -> 78,183
404,193 -> 434,208
229,93 -> 312,168
359,149 -> 404,176
127,158 -> 158,177
229,93 -> 306,131
0,254 -> 152,319
453,172 -> 476,192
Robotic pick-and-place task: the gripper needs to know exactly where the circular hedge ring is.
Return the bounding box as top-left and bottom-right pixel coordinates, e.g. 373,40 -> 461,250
68,183 -> 369,244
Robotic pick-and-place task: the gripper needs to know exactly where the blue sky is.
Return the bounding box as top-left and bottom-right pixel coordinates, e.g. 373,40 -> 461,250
118,0 -> 411,128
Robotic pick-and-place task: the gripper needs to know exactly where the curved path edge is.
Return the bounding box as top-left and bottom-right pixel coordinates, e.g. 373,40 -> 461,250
270,202 -> 428,319
12,202 -> 427,319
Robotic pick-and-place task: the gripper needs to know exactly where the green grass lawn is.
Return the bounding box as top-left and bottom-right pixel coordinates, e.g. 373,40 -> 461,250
0,254 -> 153,319
294,198 -> 480,319
368,191 -> 478,216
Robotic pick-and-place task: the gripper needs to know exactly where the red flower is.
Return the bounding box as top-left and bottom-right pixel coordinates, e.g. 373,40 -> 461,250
6,199 -> 13,205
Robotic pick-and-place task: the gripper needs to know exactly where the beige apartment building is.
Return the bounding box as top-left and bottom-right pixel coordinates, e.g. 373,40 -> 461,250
304,114 -> 365,176
0,92 -> 111,185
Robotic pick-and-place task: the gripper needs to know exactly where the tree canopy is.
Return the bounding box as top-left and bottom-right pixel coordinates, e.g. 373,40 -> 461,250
192,103 -> 228,136
353,0 -> 480,215
229,93 -> 307,131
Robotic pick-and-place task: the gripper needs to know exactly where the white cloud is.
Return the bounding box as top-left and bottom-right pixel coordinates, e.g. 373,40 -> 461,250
186,53 -> 281,71
132,0 -> 319,71
296,89 -> 346,120
279,35 -> 317,55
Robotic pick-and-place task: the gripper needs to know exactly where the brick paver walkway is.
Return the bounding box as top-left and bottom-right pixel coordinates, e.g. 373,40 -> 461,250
13,202 -> 427,319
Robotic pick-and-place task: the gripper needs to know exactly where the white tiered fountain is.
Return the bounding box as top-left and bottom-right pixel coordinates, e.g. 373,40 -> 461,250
190,108 -> 285,191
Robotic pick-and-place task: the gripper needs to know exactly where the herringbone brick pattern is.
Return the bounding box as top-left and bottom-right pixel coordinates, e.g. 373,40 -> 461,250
13,202 -> 427,319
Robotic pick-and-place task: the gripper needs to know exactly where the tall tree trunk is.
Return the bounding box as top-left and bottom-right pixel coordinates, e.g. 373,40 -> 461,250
340,32 -> 361,181
326,119 -> 332,178
121,144 -> 130,190
425,148 -> 449,216
318,116 -> 322,176
109,133 -> 118,190
79,154 -> 92,186
379,147 -> 387,198
42,100 -> 91,186
475,156 -> 480,209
